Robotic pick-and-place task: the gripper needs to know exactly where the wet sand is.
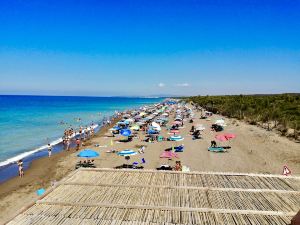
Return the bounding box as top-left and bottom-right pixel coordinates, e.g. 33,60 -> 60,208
1,110 -> 299,223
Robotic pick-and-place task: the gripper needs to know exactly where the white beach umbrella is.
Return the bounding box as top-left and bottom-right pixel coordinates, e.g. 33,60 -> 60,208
117,149 -> 138,156
151,122 -> 161,131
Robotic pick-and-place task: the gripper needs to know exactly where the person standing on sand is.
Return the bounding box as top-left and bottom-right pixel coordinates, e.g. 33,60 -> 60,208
79,126 -> 83,140
91,126 -> 94,137
64,137 -> 70,151
17,160 -> 24,177
76,138 -> 81,151
47,143 -> 52,157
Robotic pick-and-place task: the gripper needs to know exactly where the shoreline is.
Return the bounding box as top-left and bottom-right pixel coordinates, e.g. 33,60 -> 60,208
0,95 -> 164,182
0,117 -> 119,223
0,123 -> 104,183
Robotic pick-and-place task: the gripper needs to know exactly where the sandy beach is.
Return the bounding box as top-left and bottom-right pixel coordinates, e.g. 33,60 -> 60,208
1,104 -> 299,223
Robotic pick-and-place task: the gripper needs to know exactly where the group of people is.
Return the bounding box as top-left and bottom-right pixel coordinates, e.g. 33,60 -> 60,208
75,159 -> 95,169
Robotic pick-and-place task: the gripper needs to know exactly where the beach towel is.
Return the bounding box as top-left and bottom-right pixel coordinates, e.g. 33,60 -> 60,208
208,147 -> 226,152
160,151 -> 179,158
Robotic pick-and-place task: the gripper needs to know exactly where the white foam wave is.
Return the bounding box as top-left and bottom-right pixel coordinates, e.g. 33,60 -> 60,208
0,124 -> 100,168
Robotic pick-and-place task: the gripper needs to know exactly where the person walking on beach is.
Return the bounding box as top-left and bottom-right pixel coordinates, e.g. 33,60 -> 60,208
79,126 -> 83,140
76,138 -> 81,151
17,160 -> 24,177
64,137 -> 70,151
47,143 -> 52,157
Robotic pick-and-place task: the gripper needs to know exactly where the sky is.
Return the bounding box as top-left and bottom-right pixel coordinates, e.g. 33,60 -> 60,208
0,0 -> 299,96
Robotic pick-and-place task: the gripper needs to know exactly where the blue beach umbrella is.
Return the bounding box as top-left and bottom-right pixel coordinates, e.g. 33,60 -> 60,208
77,149 -> 100,158
117,149 -> 138,156
147,129 -> 157,135
120,129 -> 131,137
37,188 -> 46,196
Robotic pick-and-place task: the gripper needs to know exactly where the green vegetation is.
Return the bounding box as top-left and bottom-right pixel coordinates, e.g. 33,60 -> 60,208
184,94 -> 300,139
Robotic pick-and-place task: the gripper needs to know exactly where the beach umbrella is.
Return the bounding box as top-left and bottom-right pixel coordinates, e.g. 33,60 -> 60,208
77,149 -> 100,158
215,119 -> 226,126
215,133 -> 236,142
139,112 -> 146,117
160,151 -> 179,158
118,149 -> 138,156
130,124 -> 140,131
120,129 -> 131,137
152,122 -> 161,131
123,114 -> 131,119
124,118 -> 134,124
36,188 -> 46,196
170,135 -> 184,141
134,115 -> 141,119
173,121 -> 181,125
148,129 -> 158,135
170,130 -> 180,134
136,121 -> 145,126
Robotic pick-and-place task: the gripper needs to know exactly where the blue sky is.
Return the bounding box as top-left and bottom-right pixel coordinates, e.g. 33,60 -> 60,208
0,0 -> 299,96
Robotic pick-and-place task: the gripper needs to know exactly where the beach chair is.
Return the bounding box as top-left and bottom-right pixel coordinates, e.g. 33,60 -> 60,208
208,147 -> 226,153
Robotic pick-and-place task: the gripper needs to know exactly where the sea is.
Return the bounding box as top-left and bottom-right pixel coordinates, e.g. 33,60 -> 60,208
0,95 -> 163,183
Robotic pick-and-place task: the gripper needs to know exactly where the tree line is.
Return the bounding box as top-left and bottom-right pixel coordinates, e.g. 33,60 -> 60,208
183,94 -> 300,139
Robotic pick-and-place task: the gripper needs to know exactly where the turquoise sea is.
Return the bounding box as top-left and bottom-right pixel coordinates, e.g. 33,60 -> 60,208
0,95 -> 162,182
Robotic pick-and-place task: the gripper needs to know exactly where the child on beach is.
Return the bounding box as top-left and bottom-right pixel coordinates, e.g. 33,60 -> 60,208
47,143 -> 52,157
17,160 -> 24,177
174,161 -> 182,171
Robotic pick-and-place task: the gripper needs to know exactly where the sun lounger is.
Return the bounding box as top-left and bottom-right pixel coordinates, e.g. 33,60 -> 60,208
208,147 -> 226,152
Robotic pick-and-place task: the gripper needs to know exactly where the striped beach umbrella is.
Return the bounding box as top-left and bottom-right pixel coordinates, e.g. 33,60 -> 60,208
170,130 -> 180,134
117,149 -> 138,156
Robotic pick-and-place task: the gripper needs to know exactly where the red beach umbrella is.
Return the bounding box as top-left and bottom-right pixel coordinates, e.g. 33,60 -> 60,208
170,130 -> 180,134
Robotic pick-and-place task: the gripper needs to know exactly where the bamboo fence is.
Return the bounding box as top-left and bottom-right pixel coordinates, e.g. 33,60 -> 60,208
7,169 -> 299,225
